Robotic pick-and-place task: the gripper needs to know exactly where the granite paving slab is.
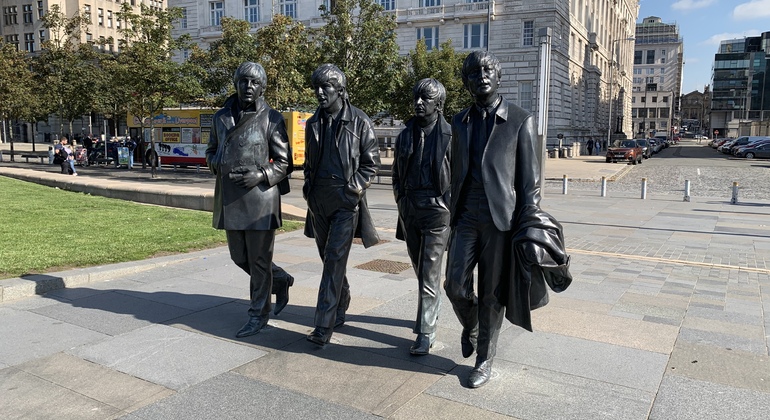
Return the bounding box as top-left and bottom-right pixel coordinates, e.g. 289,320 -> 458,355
666,341 -> 770,392
30,291 -> 193,336
233,340 -> 445,417
127,372 -> 379,420
0,367 -> 121,420
389,394 -> 520,420
14,352 -> 173,413
427,359 -> 653,420
495,330 -> 668,392
0,307 -> 108,366
70,324 -> 266,390
649,375 -> 770,420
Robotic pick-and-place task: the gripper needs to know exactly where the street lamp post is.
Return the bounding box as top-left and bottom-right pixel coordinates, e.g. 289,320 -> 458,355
607,37 -> 635,148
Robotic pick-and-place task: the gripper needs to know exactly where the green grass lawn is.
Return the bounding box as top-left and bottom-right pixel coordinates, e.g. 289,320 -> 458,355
0,176 -> 302,279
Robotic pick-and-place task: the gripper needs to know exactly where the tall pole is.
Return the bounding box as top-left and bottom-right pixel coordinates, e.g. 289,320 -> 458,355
538,27 -> 552,192
608,37 -> 634,145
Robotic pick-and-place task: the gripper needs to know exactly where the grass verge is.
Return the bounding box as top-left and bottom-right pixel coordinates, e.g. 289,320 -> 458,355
0,176 -> 302,279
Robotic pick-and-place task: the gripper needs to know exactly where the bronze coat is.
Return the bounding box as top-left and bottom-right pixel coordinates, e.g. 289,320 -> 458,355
302,101 -> 381,247
391,116 -> 452,241
206,95 -> 291,230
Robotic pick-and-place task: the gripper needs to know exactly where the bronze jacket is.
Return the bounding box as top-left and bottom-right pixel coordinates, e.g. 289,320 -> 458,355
206,95 -> 291,230
302,101 -> 381,247
449,97 -> 541,232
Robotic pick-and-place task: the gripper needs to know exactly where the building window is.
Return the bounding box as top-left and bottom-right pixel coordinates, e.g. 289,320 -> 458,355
37,1 -> 43,19
245,0 -> 259,23
646,50 -> 655,64
24,32 -> 34,52
3,6 -> 19,25
210,2 -> 223,26
662,96 -> 669,103
641,97 -> 646,103
652,96 -> 658,103
180,7 -> 187,28
660,108 -> 669,118
5,35 -> 19,49
417,26 -> 439,50
380,0 -> 395,10
280,0 -> 296,19
107,10 -> 112,28
39,29 -> 45,44
23,4 -> 33,24
519,81 -> 533,111
84,5 -> 91,20
659,76 -> 665,84
98,8 -> 103,26
660,68 -> 665,74
183,49 -> 190,60
463,23 -> 488,49
522,20 -> 534,47
420,0 -> 441,6
633,68 -> 641,75
649,122 -> 656,130
634,50 -> 642,65
646,68 -> 654,75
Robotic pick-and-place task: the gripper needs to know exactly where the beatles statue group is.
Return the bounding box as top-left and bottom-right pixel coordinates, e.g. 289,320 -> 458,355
205,52 -> 572,389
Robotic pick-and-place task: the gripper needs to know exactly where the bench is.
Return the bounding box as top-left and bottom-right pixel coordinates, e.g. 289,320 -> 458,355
21,154 -> 47,164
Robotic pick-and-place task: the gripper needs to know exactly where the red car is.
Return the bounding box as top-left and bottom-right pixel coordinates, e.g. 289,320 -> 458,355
606,139 -> 643,165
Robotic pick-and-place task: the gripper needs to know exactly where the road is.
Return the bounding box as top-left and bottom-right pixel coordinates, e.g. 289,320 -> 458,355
550,141 -> 770,200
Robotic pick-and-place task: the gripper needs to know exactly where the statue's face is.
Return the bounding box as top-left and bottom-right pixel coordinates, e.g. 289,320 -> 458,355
414,93 -> 438,119
466,62 -> 499,98
236,75 -> 264,104
315,81 -> 342,111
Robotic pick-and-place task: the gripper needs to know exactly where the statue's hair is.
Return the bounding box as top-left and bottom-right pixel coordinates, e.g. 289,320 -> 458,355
461,51 -> 502,86
311,63 -> 348,100
233,62 -> 267,89
413,78 -> 446,112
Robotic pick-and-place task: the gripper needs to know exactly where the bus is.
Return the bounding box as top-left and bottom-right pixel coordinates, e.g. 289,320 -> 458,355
127,109 -> 311,167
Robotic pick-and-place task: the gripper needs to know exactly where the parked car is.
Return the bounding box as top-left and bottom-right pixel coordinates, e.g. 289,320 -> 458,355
712,138 -> 732,149
726,136 -> 770,155
648,139 -> 663,154
606,139 -> 643,164
636,138 -> 652,159
734,142 -> 770,159
718,139 -> 737,153
734,139 -> 770,157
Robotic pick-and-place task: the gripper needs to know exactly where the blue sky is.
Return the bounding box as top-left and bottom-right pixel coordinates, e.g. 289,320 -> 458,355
638,0 -> 770,94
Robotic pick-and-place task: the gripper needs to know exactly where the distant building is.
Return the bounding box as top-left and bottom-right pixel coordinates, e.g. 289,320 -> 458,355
631,16 -> 683,138
680,88 -> 710,136
710,33 -> 770,137
170,0 -> 640,147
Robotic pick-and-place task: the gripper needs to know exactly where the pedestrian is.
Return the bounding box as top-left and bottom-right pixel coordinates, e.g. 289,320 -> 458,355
303,63 -> 381,347
205,61 -> 292,338
444,51 -> 572,388
48,146 -> 55,164
594,139 -> 601,155
392,78 -> 451,355
125,136 -> 137,169
586,138 -> 594,156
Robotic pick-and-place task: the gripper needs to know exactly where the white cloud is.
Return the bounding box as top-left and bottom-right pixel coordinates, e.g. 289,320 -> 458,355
700,31 -> 762,46
733,0 -> 770,20
671,0 -> 716,11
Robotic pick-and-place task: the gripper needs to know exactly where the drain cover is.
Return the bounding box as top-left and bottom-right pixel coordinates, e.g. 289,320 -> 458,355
355,259 -> 412,274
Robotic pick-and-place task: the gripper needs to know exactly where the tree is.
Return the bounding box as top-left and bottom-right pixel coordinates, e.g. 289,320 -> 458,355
315,0 -> 404,118
187,17 -> 259,107
114,4 -> 203,175
391,40 -> 469,121
34,4 -> 100,137
255,14 -> 316,111
0,42 -> 37,157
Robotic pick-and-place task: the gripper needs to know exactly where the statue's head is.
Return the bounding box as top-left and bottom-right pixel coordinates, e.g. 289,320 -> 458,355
233,62 -> 267,105
311,64 -> 348,111
462,51 -> 502,100
413,78 -> 446,119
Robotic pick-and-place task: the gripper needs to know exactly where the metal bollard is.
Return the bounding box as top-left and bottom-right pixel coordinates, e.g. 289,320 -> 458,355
641,177 -> 647,199
683,180 -> 691,202
562,174 -> 568,194
600,176 -> 607,197
731,181 -> 739,204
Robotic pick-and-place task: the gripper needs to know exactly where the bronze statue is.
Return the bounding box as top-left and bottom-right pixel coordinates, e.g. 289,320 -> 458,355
392,78 -> 451,355
303,64 -> 381,346
444,51 -> 572,387
206,62 -> 293,338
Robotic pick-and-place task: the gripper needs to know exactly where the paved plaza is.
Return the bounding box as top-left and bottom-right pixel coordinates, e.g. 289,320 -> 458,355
0,141 -> 769,419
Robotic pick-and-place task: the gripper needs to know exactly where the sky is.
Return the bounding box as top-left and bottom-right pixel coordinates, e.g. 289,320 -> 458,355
638,0 -> 770,94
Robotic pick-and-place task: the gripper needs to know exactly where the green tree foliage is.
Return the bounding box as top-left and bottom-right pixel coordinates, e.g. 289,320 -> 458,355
187,17 -> 259,107
391,39 -> 469,121
0,43 -> 36,142
315,0 -> 404,118
114,4 -> 203,174
34,4 -> 100,136
255,14 -> 316,111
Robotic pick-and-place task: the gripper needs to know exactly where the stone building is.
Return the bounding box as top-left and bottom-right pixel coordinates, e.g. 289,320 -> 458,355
630,16 -> 683,138
170,0 -> 640,148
